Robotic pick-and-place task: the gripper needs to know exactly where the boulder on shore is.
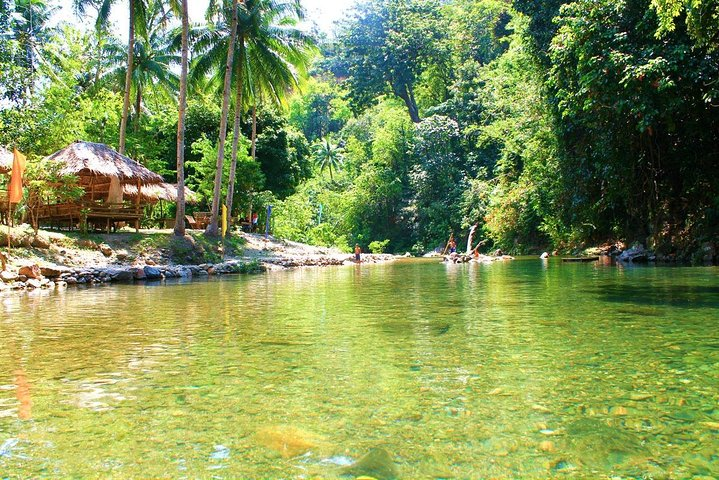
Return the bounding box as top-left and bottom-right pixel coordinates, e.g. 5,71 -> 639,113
1,270 -> 19,283
143,266 -> 163,280
31,235 -> 51,249
18,265 -> 42,279
619,245 -> 652,263
40,266 -> 68,278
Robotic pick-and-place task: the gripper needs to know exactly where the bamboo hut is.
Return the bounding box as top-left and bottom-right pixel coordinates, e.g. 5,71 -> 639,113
38,141 -> 165,232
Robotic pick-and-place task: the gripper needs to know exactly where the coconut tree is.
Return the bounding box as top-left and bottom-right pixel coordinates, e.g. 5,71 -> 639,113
191,0 -> 314,226
71,0 -> 116,87
73,0 -> 148,154
102,0 -> 179,130
205,0 -> 239,237
172,0 -> 188,236
313,136 -> 344,181
8,0 -> 57,102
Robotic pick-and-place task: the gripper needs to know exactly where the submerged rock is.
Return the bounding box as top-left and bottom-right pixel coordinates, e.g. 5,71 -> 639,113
566,418 -> 649,469
340,448 -> 398,480
255,425 -> 323,459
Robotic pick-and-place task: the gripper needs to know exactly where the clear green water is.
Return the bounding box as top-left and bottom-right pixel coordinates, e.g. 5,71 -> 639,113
1,259 -> 718,479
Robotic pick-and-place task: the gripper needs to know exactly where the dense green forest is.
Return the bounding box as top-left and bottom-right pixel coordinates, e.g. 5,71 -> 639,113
1,0 -> 718,260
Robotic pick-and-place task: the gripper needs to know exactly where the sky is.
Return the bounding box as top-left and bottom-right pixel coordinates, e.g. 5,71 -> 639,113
54,0 -> 356,39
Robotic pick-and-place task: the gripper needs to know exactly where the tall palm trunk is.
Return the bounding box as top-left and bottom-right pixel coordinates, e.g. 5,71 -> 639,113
206,0 -> 239,236
134,83 -> 142,132
119,0 -> 135,155
251,103 -> 257,160
225,52 -> 244,231
173,0 -> 189,237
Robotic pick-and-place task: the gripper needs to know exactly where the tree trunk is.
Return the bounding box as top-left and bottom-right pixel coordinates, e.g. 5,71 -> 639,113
119,0 -> 135,155
393,82 -> 420,123
206,0 -> 239,237
173,0 -> 189,237
94,30 -> 102,86
134,83 -> 142,132
251,104 -> 257,160
225,52 -> 244,231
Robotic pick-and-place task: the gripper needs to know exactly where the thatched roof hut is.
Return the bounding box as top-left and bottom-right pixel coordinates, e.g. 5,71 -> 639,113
0,146 -> 12,175
45,141 -> 164,201
124,182 -> 200,204
46,141 -> 163,184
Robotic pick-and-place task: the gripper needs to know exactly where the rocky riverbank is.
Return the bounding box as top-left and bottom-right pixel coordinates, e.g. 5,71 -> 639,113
0,226 -> 395,294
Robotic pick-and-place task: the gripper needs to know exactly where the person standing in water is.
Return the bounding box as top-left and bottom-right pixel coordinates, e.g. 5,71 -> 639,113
354,244 -> 362,262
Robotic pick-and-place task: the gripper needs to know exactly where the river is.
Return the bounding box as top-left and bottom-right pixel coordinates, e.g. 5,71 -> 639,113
1,258 -> 718,478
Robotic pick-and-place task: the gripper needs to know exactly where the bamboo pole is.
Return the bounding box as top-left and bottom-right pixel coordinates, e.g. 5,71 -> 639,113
6,200 -> 10,250
135,180 -> 141,232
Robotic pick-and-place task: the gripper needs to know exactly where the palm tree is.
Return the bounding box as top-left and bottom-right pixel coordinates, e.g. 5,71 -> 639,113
103,1 -> 179,130
8,0 -> 57,102
118,0 -> 149,154
313,136 -> 344,181
205,0 -> 239,237
74,0 -> 148,154
172,0 -> 188,236
71,0 -> 115,87
191,0 -> 314,227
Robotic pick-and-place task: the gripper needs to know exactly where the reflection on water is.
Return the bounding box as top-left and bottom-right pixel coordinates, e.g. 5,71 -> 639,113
1,259 -> 718,478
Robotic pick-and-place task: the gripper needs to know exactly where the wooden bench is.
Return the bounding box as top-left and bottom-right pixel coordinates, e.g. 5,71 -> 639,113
193,211 -> 211,230
185,215 -> 198,229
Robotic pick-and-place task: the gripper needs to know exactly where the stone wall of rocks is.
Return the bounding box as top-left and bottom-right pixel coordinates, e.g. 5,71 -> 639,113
0,261 -> 265,293
0,254 -> 399,294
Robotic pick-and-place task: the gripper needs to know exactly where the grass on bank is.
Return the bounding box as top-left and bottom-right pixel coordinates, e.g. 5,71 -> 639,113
1,225 -> 247,265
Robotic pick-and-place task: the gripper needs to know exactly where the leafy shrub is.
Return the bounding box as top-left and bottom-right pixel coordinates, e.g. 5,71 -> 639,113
368,239 -> 390,253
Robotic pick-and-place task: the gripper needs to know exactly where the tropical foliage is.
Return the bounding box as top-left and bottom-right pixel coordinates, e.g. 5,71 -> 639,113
0,0 -> 717,261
